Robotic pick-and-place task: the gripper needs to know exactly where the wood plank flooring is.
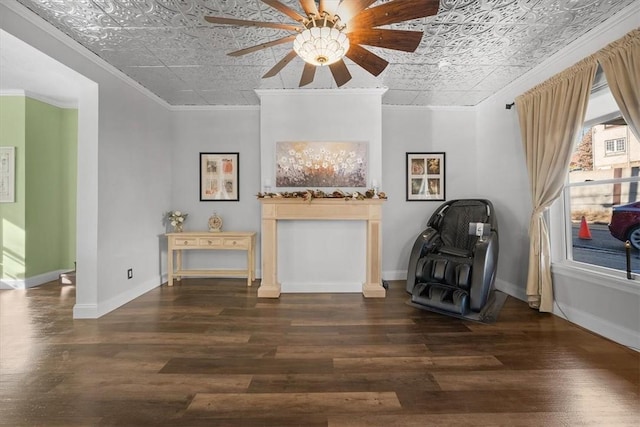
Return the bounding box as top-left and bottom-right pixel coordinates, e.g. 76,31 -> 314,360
1,278 -> 638,426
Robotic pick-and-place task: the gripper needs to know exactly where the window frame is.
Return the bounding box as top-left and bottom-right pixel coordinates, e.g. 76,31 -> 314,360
550,106 -> 639,286
604,137 -> 626,155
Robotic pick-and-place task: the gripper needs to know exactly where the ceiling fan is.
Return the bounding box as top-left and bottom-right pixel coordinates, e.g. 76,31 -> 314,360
204,0 -> 440,87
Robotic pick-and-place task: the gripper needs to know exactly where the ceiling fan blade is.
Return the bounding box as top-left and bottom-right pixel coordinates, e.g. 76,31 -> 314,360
204,16 -> 300,32
263,50 -> 298,78
262,0 -> 306,23
345,44 -> 389,76
299,63 -> 317,86
349,0 -> 440,30
299,0 -> 319,16
348,29 -> 424,52
336,0 -> 377,24
319,0 -> 341,15
228,35 -> 297,57
329,59 -> 352,87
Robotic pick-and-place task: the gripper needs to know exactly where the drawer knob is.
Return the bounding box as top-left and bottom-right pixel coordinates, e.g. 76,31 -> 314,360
183,241 -> 188,245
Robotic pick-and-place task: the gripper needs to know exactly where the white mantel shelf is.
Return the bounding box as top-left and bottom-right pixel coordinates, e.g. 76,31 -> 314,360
258,197 -> 386,298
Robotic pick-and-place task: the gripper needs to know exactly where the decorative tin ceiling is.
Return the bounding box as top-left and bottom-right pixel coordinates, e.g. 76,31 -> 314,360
13,0 -> 635,106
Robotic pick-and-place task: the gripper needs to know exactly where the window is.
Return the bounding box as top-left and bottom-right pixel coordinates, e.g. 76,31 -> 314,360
563,117 -> 640,274
605,138 -> 626,154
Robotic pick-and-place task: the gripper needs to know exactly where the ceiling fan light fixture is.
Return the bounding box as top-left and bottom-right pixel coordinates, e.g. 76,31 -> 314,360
293,16 -> 349,66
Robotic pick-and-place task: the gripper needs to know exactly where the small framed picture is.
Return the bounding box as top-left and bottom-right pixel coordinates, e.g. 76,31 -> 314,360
200,152 -> 239,201
406,152 -> 445,201
0,147 -> 15,203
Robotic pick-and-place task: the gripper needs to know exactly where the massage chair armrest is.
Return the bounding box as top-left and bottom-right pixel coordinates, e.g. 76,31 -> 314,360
406,227 -> 440,293
469,231 -> 499,312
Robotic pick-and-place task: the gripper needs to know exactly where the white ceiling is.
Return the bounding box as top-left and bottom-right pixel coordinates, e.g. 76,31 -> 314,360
7,0 -> 637,107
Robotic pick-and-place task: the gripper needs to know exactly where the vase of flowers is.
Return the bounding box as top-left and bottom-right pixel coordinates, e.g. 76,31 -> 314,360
166,210 -> 188,232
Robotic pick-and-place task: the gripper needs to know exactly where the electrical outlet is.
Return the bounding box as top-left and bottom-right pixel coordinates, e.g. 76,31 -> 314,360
127,268 -> 133,279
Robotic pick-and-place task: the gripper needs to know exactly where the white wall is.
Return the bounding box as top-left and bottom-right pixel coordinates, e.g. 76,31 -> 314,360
167,96 -> 481,292
1,2 -> 174,317
476,2 -> 640,349
381,106 -> 478,279
258,89 -> 384,291
168,107 -> 262,274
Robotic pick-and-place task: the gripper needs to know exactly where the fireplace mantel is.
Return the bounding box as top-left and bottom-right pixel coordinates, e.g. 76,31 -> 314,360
258,197 -> 386,298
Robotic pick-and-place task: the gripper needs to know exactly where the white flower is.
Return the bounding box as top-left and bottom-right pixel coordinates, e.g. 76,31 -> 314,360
167,210 -> 188,225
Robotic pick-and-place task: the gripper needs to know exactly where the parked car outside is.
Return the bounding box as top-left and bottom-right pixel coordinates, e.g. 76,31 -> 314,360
608,201 -> 640,250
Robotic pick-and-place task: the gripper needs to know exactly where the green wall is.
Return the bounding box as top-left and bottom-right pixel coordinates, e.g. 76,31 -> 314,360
0,96 -> 77,282
0,96 -> 26,280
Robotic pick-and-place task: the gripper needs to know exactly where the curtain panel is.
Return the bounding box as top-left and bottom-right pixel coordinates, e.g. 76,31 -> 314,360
516,57 -> 598,312
595,28 -> 640,139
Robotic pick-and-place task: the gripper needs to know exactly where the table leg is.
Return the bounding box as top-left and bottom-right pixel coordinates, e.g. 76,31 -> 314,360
167,245 -> 174,287
176,249 -> 182,282
246,238 -> 253,287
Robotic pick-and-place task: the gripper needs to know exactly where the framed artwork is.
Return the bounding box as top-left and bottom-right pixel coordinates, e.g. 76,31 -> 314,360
406,152 -> 445,201
0,147 -> 15,203
199,152 -> 239,201
275,141 -> 368,188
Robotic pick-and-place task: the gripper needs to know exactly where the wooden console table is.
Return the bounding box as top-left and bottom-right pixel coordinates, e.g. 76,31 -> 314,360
166,231 -> 256,287
258,198 -> 386,298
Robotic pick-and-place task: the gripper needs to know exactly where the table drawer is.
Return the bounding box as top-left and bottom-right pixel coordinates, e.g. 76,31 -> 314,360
199,237 -> 224,247
173,237 -> 198,247
223,237 -> 248,249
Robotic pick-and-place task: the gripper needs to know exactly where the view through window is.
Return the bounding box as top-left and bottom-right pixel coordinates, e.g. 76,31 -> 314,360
566,117 -> 640,274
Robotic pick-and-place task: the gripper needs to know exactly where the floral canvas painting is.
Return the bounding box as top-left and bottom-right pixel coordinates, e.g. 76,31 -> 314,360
276,141 -> 368,188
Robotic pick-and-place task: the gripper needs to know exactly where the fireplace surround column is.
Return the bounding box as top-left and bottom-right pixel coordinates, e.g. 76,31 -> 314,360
258,198 -> 386,298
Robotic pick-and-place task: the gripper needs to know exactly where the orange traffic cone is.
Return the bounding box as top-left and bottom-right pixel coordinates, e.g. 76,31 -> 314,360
578,216 -> 592,240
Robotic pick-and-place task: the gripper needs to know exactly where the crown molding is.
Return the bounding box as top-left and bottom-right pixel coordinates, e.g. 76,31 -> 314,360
169,104 -> 260,112
255,87 -> 388,99
0,89 -> 25,97
1,89 -> 78,109
382,104 -> 476,113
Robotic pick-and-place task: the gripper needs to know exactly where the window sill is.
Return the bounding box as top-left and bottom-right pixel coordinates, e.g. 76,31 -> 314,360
551,260 -> 640,296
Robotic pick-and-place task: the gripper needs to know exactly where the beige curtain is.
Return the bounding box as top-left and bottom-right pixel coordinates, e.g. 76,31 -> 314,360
596,29 -> 640,139
515,57 -> 598,312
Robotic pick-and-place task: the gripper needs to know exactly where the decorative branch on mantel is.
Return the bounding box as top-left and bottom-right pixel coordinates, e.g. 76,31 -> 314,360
257,189 -> 387,202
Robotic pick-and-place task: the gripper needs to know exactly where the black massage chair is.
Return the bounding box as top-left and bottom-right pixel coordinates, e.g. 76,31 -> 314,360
406,199 -> 499,319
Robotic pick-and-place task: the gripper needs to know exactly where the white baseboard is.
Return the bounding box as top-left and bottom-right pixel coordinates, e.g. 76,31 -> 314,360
1,279 -> 25,290
494,278 -> 526,301
492,277 -> 639,351
382,270 -> 407,281
1,269 -> 69,289
281,281 -> 361,293
554,301 -> 640,351
73,276 -> 161,319
72,303 -> 99,318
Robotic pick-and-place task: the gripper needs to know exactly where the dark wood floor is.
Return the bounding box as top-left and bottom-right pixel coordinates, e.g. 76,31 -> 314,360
1,278 -> 638,426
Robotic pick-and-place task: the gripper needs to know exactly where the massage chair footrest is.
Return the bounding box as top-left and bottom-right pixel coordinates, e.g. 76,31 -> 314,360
411,282 -> 469,315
